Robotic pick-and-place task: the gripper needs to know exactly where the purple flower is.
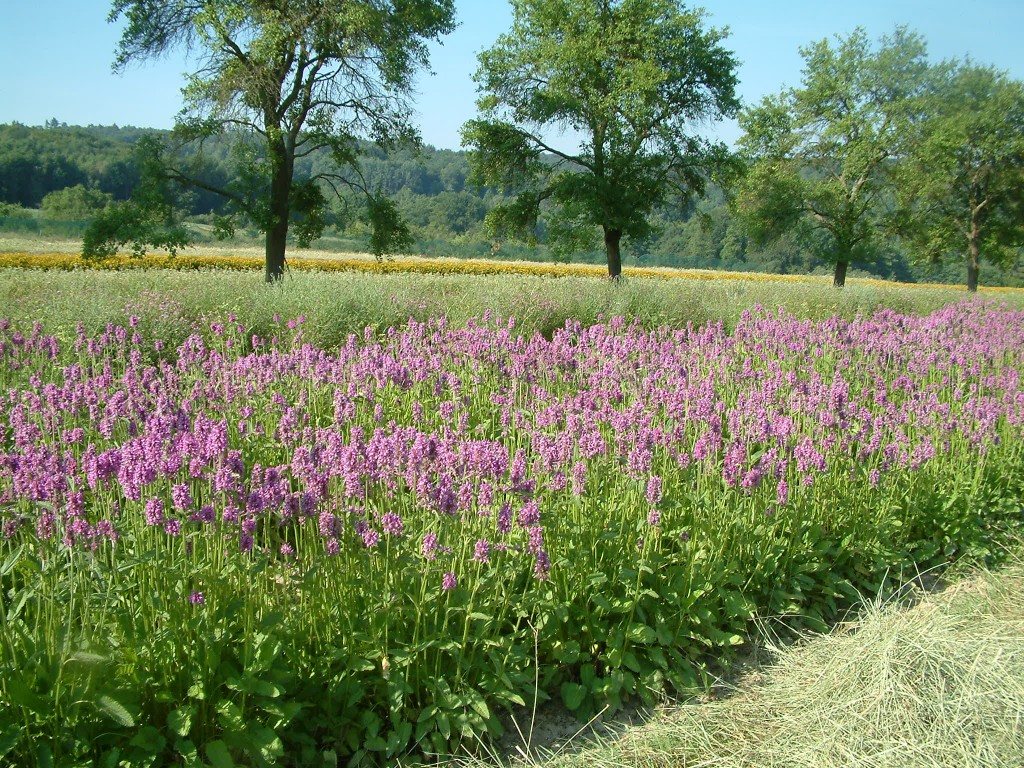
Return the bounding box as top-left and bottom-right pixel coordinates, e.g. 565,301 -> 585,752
571,461 -> 588,496
144,498 -> 165,526
361,527 -> 380,548
473,539 -> 491,563
497,503 -> 513,535
381,512 -> 404,536
533,550 -> 551,580
422,532 -> 439,560
441,571 -> 457,591
526,525 -> 544,554
517,500 -> 540,528
645,475 -> 663,507
189,591 -> 205,605
647,508 -> 661,527
776,479 -> 789,505
171,483 -> 193,512
164,519 -> 181,537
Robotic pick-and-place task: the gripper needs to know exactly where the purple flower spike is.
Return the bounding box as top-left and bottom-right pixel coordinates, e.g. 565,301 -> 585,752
381,512 -> 404,536
189,591 -> 205,605
645,475 -> 663,507
144,498 -> 165,527
171,483 -> 193,512
473,539 -> 491,563
422,532 -> 439,560
441,571 -> 457,591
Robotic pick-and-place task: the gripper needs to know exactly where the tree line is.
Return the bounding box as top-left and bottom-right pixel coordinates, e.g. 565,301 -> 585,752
1,1 -> 1021,289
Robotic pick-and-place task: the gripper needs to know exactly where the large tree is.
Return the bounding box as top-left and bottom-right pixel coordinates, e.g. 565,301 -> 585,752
461,0 -> 739,279
732,28 -> 929,287
89,0 -> 456,282
893,64 -> 1024,291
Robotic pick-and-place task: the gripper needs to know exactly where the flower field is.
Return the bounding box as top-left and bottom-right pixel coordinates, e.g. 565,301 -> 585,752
2,299 -> 1024,766
5,250 -> 1021,293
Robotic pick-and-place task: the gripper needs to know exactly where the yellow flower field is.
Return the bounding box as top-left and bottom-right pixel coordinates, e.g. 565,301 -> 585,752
1,250 -> 1019,293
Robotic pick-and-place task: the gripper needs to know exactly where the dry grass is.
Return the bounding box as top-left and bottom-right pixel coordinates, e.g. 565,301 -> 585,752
470,552 -> 1024,768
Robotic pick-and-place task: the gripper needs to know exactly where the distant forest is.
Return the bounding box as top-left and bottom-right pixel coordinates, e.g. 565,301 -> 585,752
1,122 -> 1020,285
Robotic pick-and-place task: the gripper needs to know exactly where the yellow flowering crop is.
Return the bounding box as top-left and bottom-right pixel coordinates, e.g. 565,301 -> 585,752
0,251 -> 1019,293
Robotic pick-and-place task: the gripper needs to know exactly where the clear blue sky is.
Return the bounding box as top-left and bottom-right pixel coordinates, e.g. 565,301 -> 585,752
2,1 -> 1022,150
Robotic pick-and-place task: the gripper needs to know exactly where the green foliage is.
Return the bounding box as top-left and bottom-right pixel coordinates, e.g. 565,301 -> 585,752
0,123 -> 145,208
734,27 -> 930,286
100,0 -> 457,278
39,185 -> 113,221
463,0 -> 740,276
82,137 -> 192,259
893,63 -> 1024,290
0,202 -> 34,219
364,193 -> 414,258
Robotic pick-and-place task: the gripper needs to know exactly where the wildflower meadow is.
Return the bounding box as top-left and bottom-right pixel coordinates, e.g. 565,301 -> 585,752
2,292 -> 1023,766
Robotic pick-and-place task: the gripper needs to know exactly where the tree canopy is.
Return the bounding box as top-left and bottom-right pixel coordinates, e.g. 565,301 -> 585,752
462,0 -> 739,278
88,0 -> 456,281
733,27 -> 929,287
893,63 -> 1024,291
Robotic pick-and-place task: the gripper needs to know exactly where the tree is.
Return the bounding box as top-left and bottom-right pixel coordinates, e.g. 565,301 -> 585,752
893,64 -> 1024,291
461,0 -> 739,279
90,0 -> 456,281
40,185 -> 114,221
732,28 -> 929,287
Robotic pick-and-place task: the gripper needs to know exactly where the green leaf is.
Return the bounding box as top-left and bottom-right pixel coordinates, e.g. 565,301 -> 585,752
348,658 -> 376,673
174,739 -> 198,763
468,692 -> 490,721
591,594 -> 613,612
35,742 -> 53,768
129,726 -> 166,755
217,700 -> 245,730
249,726 -> 284,762
560,682 -> 587,712
436,711 -> 451,741
205,739 -> 235,768
167,706 -> 193,738
386,722 -> 412,756
0,726 -> 21,758
627,623 -> 657,645
5,678 -> 47,716
0,544 -> 23,577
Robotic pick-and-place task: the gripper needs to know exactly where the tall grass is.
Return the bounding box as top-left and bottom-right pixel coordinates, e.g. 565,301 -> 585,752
3,266 -> 1017,351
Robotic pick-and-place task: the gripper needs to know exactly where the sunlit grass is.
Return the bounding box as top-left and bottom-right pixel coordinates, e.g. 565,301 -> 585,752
490,551 -> 1024,768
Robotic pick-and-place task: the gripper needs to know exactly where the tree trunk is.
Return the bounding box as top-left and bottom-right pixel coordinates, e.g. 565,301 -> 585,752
833,260 -> 848,288
604,227 -> 622,280
264,138 -> 292,284
966,221 -> 981,293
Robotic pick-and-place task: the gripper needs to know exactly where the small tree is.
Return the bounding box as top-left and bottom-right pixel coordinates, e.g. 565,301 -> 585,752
40,185 -> 114,221
88,0 -> 456,281
893,64 -> 1024,291
733,27 -> 929,287
462,0 -> 739,279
